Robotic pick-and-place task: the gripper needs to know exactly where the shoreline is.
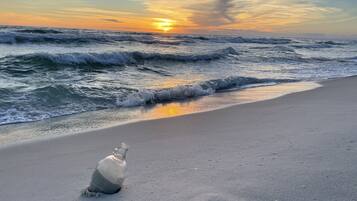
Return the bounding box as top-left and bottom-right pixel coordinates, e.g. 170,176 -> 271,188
0,81 -> 320,148
1,76 -> 357,201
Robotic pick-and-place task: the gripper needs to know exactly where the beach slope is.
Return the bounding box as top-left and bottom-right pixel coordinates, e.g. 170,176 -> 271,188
1,77 -> 357,201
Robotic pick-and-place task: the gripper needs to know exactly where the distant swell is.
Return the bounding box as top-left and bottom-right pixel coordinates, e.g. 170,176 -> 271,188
116,76 -> 293,107
290,41 -> 346,49
0,32 -> 185,45
291,44 -> 334,49
3,47 -> 239,66
0,30 -> 298,45
316,41 -> 347,46
250,45 -> 296,53
241,54 -> 357,64
15,28 -> 63,34
176,35 -> 293,44
217,37 -> 293,44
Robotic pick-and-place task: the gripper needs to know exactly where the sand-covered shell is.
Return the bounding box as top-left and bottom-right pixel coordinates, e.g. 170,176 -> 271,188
82,143 -> 129,197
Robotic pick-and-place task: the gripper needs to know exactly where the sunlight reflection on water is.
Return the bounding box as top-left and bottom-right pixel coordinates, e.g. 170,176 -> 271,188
0,81 -> 320,146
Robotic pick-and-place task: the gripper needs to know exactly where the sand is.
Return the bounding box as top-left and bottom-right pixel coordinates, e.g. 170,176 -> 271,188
0,77 -> 357,201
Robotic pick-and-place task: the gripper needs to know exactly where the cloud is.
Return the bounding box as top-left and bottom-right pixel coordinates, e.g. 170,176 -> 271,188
144,0 -> 339,31
102,18 -> 122,23
189,0 -> 238,26
0,0 -> 347,34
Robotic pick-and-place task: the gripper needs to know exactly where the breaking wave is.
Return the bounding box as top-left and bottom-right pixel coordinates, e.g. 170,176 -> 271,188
116,76 -> 293,107
0,76 -> 292,125
2,26 -> 357,128
2,47 -> 239,66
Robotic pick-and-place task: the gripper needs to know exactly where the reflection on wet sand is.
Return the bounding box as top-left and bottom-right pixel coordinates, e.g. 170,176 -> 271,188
0,82 -> 320,146
143,102 -> 196,119
141,81 -> 320,120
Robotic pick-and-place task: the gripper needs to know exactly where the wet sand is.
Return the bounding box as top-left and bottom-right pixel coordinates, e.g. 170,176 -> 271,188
0,77 -> 357,201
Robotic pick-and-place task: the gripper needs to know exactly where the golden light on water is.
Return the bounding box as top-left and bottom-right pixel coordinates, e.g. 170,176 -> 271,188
144,102 -> 197,119
153,18 -> 175,32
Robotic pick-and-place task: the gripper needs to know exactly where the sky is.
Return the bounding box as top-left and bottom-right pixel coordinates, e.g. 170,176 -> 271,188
0,0 -> 356,37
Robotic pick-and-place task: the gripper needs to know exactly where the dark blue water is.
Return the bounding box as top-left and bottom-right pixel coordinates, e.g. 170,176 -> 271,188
1,26 -> 357,125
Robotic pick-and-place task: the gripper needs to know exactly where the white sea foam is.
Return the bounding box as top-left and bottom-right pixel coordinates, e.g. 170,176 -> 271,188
0,76 -> 287,125
116,85 -> 213,107
116,76 -> 286,107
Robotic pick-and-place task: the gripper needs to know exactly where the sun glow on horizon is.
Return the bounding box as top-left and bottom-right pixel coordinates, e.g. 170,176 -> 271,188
0,0 -> 356,36
153,18 -> 175,33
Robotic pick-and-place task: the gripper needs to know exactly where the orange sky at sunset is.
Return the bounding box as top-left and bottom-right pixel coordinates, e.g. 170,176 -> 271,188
1,0 -> 357,36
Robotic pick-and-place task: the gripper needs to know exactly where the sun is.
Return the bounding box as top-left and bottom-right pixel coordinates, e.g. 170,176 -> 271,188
153,18 -> 175,33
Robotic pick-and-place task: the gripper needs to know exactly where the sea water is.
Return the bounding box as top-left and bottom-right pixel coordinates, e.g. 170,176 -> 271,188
0,26 -> 356,144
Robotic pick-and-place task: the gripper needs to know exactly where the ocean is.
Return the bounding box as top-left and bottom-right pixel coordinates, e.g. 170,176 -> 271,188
0,25 -> 356,143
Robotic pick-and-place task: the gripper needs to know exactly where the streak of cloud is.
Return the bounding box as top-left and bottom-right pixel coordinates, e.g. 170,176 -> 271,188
102,18 -> 122,23
189,0 -> 238,26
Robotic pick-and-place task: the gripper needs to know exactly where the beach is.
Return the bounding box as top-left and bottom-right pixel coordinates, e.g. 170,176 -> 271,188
1,76 -> 357,201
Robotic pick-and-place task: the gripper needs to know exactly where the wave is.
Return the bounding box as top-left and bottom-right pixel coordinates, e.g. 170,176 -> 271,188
174,35 -> 211,41
250,45 -> 296,53
179,36 -> 293,45
176,35 -> 293,44
15,28 -> 63,34
219,37 -> 293,44
239,54 -> 355,64
0,32 -> 107,44
137,66 -> 172,76
0,84 -> 116,125
0,28 -> 297,45
291,44 -> 334,49
117,76 -> 293,107
3,47 -> 239,66
0,76 -> 292,125
345,56 -> 357,62
316,41 -> 347,46
0,33 -> 17,44
263,56 -> 332,63
0,32 -> 185,45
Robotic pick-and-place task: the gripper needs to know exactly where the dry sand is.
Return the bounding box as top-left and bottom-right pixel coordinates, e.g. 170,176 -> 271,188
1,77 -> 357,201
